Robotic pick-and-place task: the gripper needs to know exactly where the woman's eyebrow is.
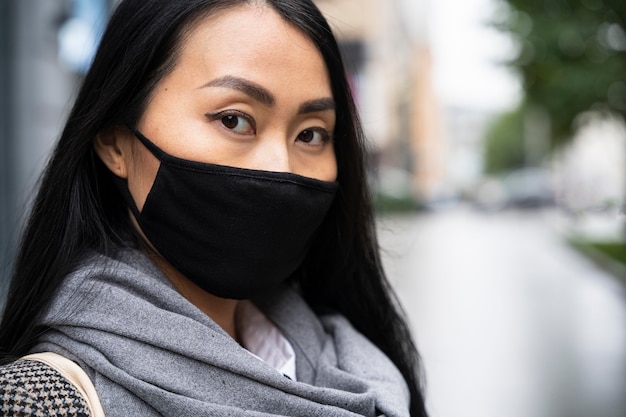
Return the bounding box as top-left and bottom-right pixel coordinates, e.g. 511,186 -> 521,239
298,98 -> 336,114
200,76 -> 335,114
200,75 -> 275,106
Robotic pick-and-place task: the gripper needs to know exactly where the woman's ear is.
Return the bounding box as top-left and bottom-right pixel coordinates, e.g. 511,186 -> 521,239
94,126 -> 132,178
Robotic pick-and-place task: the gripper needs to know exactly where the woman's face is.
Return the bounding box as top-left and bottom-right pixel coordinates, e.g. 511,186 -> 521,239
108,4 -> 337,211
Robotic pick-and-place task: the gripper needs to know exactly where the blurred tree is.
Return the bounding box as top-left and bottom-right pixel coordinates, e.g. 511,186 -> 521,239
484,107 -> 526,174
493,0 -> 626,148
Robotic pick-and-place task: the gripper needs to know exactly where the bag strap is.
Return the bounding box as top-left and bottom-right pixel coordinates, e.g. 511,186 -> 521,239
21,352 -> 106,417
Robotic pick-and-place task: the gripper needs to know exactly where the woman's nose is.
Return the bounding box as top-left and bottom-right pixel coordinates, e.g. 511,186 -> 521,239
253,137 -> 292,173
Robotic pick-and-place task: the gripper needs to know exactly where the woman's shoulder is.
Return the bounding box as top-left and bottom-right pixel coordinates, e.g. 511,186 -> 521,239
0,359 -> 91,416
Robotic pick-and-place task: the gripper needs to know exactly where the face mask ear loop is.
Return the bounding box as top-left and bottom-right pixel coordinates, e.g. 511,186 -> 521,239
111,175 -> 143,219
130,127 -> 168,161
111,127 -> 165,220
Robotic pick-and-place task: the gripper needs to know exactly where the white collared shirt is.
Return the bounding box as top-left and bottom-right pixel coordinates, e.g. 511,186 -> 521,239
236,300 -> 297,380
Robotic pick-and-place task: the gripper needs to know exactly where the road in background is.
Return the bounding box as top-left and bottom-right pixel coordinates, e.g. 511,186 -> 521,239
378,206 -> 626,417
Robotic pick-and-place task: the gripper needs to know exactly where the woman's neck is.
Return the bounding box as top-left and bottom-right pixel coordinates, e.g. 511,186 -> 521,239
147,251 -> 240,341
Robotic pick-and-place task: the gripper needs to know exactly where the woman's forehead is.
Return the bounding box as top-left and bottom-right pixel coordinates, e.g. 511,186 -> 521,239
166,4 -> 332,99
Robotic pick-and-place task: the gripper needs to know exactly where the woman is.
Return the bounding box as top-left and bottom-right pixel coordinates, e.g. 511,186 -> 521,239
0,0 -> 428,416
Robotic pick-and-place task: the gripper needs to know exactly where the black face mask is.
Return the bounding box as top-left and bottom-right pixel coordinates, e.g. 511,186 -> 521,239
115,129 -> 338,299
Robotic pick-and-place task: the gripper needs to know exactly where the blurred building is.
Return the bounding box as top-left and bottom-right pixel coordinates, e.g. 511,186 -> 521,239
314,0 -> 446,204
441,105 -> 493,200
1,1 -> 74,291
0,0 -> 111,294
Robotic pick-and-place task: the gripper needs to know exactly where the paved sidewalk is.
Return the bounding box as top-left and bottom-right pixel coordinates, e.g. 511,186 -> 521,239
378,206 -> 626,417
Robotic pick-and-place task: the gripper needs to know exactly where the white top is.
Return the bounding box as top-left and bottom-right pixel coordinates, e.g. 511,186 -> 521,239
236,300 -> 297,381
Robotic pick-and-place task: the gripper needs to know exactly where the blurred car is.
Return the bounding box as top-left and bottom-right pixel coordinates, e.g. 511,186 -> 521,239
473,168 -> 555,210
503,168 -> 555,208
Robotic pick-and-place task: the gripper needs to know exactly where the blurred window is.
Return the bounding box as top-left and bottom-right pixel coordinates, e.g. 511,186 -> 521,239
57,0 -> 108,74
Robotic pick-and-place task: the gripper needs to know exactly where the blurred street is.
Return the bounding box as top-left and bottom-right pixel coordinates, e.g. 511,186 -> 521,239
378,207 -> 626,417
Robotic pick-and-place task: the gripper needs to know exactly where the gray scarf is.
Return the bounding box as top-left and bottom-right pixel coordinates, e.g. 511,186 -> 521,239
34,249 -> 409,416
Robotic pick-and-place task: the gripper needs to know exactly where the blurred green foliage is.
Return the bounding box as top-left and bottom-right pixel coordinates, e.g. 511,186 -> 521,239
483,107 -> 525,174
592,242 -> 626,265
373,194 -> 421,213
493,0 -> 626,148
570,239 -> 626,281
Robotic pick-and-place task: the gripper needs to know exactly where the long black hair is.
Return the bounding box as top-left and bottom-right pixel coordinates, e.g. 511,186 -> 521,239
0,0 -> 427,415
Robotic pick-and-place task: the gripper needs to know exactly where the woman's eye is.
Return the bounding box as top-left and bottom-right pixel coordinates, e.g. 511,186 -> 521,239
220,114 -> 254,135
297,128 -> 331,146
